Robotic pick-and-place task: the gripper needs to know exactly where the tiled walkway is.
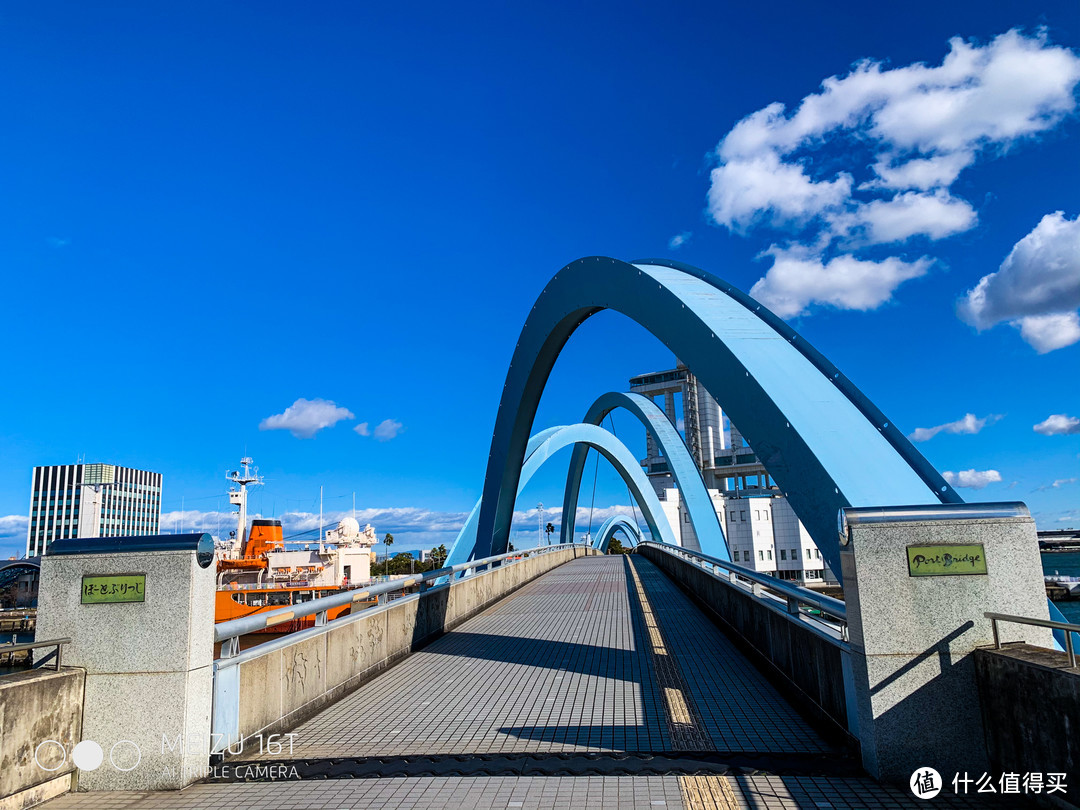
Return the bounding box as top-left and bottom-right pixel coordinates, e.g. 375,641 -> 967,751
259,555 -> 831,759
40,555 -> 1004,809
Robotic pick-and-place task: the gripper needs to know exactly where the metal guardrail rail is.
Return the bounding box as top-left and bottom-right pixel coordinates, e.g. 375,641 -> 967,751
636,541 -> 847,633
0,637 -> 71,671
985,611 -> 1080,669
215,543 -> 587,658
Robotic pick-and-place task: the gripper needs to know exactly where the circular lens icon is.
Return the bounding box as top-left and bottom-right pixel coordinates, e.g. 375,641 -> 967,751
910,767 -> 942,799
71,740 -> 104,772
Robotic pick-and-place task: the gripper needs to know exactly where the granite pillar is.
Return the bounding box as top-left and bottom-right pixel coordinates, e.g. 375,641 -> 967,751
35,537 -> 214,790
839,504 -> 1051,783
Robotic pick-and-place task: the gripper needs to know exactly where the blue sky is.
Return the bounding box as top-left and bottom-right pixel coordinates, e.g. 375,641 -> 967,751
2,1 -> 1078,559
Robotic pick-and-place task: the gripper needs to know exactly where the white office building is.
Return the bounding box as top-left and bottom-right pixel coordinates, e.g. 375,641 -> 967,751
26,463 -> 163,557
630,363 -> 836,585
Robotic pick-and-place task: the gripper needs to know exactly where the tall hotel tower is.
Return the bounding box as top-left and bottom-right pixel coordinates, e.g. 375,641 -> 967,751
26,463 -> 162,557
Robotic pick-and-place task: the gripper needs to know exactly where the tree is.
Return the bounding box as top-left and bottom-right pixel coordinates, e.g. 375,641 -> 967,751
383,533 -> 394,574
607,537 -> 627,555
428,544 -> 447,569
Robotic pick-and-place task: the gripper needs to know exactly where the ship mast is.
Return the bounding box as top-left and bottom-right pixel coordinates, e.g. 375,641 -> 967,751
227,457 -> 264,556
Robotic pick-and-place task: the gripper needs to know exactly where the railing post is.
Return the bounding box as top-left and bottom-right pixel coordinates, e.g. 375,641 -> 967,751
991,616 -> 1000,649
786,595 -> 800,615
1067,630 -> 1077,669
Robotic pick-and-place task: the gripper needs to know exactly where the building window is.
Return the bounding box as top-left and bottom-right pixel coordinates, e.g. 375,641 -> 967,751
758,550 -> 764,561
807,549 -> 812,560
815,549 -> 821,559
780,549 -> 787,560
740,511 -> 746,521
767,550 -> 772,560
743,551 -> 750,562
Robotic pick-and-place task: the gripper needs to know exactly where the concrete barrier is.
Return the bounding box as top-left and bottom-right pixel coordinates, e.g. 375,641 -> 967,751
974,644 -> 1079,809
0,668 -> 84,810
215,545 -> 596,755
637,544 -> 852,740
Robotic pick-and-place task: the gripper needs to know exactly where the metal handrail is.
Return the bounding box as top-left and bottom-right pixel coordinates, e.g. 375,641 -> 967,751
214,543 -> 587,653
985,611 -> 1080,669
0,637 -> 71,672
636,541 -> 847,623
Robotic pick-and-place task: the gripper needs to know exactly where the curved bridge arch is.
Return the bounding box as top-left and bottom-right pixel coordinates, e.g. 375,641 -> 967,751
445,422 -> 678,568
560,391 -> 729,560
473,257 -> 961,581
593,515 -> 643,552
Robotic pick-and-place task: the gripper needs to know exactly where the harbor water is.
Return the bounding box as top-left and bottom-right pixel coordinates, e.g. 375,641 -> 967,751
1043,550 -> 1080,624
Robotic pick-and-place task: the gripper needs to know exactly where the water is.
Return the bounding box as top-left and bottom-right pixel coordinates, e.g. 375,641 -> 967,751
0,631 -> 35,676
1042,551 -> 1080,624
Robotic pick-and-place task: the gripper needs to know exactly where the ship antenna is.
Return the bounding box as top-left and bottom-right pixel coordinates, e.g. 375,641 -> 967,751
227,457 -> 264,556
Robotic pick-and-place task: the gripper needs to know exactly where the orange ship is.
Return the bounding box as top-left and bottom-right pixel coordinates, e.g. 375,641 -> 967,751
215,518 -> 376,633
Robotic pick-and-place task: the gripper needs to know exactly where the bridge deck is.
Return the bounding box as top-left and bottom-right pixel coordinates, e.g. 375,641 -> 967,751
42,555 -> 1002,809
266,554 -> 830,758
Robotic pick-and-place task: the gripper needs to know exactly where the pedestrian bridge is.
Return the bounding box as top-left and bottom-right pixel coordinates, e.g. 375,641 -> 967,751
35,551 -> 1028,810
19,255 -> 1076,810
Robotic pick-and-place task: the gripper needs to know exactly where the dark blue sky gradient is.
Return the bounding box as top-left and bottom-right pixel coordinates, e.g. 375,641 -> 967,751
1,1 -> 1077,555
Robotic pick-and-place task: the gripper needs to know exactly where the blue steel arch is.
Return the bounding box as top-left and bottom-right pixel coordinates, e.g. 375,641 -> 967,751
560,391 -> 729,560
593,515 -> 643,552
472,257 -> 961,582
445,422 -> 678,568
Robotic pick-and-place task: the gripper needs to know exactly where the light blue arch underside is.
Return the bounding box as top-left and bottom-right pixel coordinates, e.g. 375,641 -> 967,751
445,423 -> 678,568
473,257 -> 957,583
561,391 -> 729,560
593,515 -> 643,553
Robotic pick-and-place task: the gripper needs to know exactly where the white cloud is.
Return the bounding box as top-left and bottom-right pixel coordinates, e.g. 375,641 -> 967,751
909,412 -> 998,442
831,190 -> 977,246
162,507 -> 470,549
959,211 -> 1080,352
354,422 -> 371,437
668,232 -> 692,250
1034,414 -> 1080,436
1038,477 -> 1078,491
708,152 -> 852,231
750,246 -> 929,318
708,30 -> 1080,318
942,469 -> 1003,489
0,516 -> 28,560
373,419 -> 404,441
259,398 -> 354,439
1016,313 -> 1080,354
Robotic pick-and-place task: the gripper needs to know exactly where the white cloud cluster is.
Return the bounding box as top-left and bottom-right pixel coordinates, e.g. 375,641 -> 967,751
1038,477 -> 1078,491
942,469 -> 1003,489
1034,413 -> 1080,436
750,247 -> 929,318
355,418 -> 404,441
259,398 -> 354,439
0,514 -> 29,544
259,398 -> 405,441
708,30 -> 1080,318
908,412 -> 998,442
959,211 -> 1080,353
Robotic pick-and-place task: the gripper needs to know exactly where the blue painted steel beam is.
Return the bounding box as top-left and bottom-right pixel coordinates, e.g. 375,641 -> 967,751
445,422 -> 678,568
593,515 -> 643,553
560,391 -> 729,559
473,257 -> 959,582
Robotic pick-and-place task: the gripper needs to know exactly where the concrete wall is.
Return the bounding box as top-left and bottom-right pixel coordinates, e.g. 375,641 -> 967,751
974,644 -> 1080,810
219,546 -> 596,752
638,545 -> 850,740
0,667 -> 84,810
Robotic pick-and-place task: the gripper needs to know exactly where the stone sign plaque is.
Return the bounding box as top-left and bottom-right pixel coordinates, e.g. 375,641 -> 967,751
81,573 -> 146,604
906,544 -> 987,577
